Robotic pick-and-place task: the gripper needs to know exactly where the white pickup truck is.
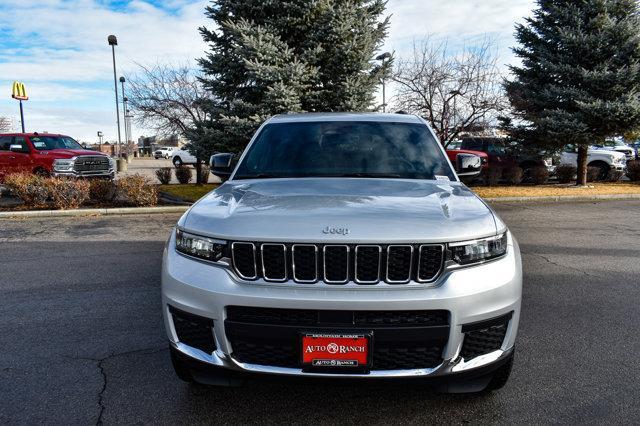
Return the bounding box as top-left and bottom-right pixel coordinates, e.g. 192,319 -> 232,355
561,144 -> 626,180
170,149 -> 197,167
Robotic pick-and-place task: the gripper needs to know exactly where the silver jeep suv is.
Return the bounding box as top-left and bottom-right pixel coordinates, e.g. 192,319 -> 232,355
162,113 -> 522,393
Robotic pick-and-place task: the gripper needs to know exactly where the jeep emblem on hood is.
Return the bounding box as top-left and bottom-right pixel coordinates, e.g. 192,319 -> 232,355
322,226 -> 349,235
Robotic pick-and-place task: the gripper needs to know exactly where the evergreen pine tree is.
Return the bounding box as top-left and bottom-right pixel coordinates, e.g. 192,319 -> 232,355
505,0 -> 640,185
197,0 -> 390,153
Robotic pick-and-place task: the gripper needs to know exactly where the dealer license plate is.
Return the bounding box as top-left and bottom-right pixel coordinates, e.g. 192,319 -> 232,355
301,333 -> 369,368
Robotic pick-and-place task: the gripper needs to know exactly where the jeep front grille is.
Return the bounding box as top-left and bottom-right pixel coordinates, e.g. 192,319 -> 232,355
230,242 -> 444,284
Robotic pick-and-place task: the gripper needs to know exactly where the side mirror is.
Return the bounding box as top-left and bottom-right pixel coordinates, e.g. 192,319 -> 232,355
9,144 -> 27,153
456,153 -> 482,178
210,153 -> 236,182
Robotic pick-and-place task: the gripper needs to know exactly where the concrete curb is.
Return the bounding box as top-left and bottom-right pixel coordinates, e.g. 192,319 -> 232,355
484,193 -> 640,203
0,205 -> 189,219
2,193 -> 639,219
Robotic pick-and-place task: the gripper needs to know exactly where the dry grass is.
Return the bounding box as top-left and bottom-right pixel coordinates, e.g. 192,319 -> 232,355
159,184 -> 219,202
472,182 -> 640,198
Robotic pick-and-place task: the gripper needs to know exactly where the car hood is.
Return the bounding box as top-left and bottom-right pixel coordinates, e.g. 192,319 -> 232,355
37,149 -> 107,158
180,178 -> 502,243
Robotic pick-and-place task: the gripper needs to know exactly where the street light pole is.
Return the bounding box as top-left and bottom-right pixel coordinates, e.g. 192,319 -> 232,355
119,76 -> 128,154
108,35 -> 122,158
376,52 -> 392,113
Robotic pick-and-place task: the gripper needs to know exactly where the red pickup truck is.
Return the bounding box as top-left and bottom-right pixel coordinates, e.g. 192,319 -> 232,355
446,148 -> 489,170
0,133 -> 114,182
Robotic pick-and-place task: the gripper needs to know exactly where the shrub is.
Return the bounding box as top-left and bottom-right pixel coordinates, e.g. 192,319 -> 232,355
626,160 -> 640,181
175,166 -> 192,184
503,166 -> 524,185
197,165 -> 210,184
586,166 -> 600,182
155,167 -> 172,185
555,164 -> 576,183
89,179 -> 116,203
3,173 -> 50,208
484,167 -> 502,186
530,166 -> 549,185
607,169 -> 625,182
48,178 -> 90,210
116,174 -> 158,207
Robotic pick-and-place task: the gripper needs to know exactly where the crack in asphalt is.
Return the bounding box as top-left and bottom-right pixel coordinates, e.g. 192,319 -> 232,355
63,346 -> 167,425
523,252 -> 600,278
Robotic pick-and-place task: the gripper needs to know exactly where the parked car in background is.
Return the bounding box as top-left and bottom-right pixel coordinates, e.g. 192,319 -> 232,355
0,133 -> 114,181
592,139 -> 636,161
460,137 -> 555,180
154,147 -> 175,159
171,149 -> 198,167
560,144 -> 626,180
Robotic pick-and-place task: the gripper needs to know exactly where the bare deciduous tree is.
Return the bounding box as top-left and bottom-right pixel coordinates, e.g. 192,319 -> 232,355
0,116 -> 12,132
392,37 -> 506,147
127,63 -> 213,183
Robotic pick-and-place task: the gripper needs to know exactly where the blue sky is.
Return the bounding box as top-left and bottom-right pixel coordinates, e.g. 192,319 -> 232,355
0,0 -> 534,142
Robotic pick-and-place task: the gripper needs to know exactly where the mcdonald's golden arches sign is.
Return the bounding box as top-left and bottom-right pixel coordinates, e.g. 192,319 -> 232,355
11,81 -> 28,101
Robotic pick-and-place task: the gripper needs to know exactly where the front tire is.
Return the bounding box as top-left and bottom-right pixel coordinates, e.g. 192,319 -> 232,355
33,167 -> 50,177
588,161 -> 610,181
173,157 -> 183,167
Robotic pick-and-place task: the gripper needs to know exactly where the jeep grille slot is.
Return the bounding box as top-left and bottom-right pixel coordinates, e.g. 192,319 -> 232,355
231,242 -> 257,279
417,245 -> 445,282
292,245 -> 318,282
260,244 -> 287,281
386,245 -> 413,283
231,243 -> 444,285
355,245 -> 382,284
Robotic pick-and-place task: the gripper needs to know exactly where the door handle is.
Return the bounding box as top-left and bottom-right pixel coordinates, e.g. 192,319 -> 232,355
9,156 -> 16,159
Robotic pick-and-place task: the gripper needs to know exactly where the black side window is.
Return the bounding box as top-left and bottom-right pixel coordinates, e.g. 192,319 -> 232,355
461,139 -> 483,151
0,136 -> 14,151
14,137 -> 29,152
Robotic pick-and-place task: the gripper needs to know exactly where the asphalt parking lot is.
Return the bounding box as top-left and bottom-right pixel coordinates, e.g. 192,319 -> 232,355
1,200 -> 639,424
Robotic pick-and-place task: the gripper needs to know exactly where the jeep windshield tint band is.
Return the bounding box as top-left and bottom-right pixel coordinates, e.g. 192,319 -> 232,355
233,122 -> 456,181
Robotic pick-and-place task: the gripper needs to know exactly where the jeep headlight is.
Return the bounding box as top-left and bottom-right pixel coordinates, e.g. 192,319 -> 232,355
175,229 -> 226,262
53,158 -> 74,172
449,233 -> 508,265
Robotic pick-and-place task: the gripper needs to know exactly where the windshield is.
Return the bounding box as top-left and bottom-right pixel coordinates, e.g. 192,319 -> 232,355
233,121 -> 456,181
31,136 -> 83,151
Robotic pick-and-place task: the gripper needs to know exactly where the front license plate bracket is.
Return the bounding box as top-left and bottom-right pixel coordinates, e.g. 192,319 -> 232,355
300,332 -> 373,373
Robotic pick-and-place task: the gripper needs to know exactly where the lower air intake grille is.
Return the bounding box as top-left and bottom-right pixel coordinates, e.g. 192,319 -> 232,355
460,314 -> 511,360
225,306 -> 449,371
170,306 -> 216,354
373,346 -> 443,370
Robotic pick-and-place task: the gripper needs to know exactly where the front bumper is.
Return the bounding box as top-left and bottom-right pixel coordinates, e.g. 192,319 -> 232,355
161,230 -> 522,381
52,169 -> 115,179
